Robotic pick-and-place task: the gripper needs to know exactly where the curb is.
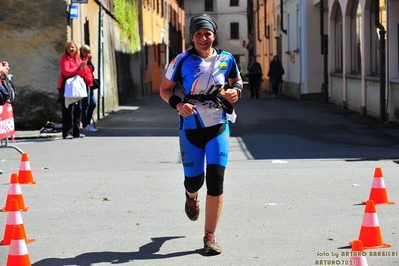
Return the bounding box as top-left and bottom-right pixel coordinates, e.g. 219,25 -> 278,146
14,131 -> 61,140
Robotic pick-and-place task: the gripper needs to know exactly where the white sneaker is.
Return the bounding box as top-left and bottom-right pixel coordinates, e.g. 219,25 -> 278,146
90,125 -> 98,132
83,124 -> 98,132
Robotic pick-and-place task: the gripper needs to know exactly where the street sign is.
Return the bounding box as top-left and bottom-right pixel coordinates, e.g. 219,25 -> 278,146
72,0 -> 88,3
70,4 -> 78,19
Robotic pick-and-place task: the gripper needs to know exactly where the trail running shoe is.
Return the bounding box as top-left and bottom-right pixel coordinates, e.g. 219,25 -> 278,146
185,193 -> 199,221
203,233 -> 222,255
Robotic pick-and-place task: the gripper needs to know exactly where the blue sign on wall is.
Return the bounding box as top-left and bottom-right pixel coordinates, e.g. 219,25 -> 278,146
70,4 -> 78,19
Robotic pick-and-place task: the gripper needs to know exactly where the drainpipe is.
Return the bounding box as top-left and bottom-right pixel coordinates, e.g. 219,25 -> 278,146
138,0 -> 145,97
375,0 -> 386,123
264,0 -> 267,39
97,2 -> 104,118
320,0 -> 328,103
280,0 -> 287,34
247,0 -> 254,56
69,3 -> 74,40
257,0 -> 262,42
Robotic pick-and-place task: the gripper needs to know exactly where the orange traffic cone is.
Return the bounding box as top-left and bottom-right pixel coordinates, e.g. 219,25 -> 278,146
18,153 -> 36,184
356,200 -> 391,249
350,240 -> 368,266
6,225 -> 31,266
362,167 -> 394,205
0,199 -> 35,245
2,173 -> 28,212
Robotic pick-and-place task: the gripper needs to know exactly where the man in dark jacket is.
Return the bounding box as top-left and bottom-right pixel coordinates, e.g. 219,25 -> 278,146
247,56 -> 263,99
267,55 -> 284,98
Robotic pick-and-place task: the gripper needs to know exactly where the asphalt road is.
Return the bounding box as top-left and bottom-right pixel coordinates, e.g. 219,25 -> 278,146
0,89 -> 398,265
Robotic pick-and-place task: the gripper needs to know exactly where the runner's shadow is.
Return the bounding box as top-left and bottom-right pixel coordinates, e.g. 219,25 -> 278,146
32,236 -> 203,266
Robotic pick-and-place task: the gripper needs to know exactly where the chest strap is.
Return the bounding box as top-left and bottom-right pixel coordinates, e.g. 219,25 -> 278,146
184,91 -> 234,114
184,94 -> 214,102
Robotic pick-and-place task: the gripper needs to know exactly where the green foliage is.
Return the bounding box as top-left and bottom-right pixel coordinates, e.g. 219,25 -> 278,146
114,0 -> 140,52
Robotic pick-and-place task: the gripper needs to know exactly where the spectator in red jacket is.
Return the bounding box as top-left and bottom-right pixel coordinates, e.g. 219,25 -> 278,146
0,61 -> 10,82
57,40 -> 87,139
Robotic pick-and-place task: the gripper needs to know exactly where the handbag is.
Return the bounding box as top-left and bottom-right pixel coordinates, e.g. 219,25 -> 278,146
93,78 -> 100,90
64,75 -> 87,107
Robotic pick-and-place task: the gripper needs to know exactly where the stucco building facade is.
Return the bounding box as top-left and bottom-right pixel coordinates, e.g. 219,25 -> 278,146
254,0 -> 399,123
183,0 -> 249,76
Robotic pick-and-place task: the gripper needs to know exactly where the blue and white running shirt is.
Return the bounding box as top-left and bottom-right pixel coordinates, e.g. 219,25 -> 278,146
165,48 -> 240,130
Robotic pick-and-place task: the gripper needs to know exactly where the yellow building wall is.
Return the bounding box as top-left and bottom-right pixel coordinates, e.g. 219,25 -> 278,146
142,2 -> 165,93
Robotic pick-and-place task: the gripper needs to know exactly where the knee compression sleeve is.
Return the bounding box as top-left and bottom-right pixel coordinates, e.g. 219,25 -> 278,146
184,173 -> 205,193
206,164 -> 225,196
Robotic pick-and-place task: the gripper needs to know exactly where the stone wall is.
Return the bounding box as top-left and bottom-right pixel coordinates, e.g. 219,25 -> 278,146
0,1 -> 67,129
